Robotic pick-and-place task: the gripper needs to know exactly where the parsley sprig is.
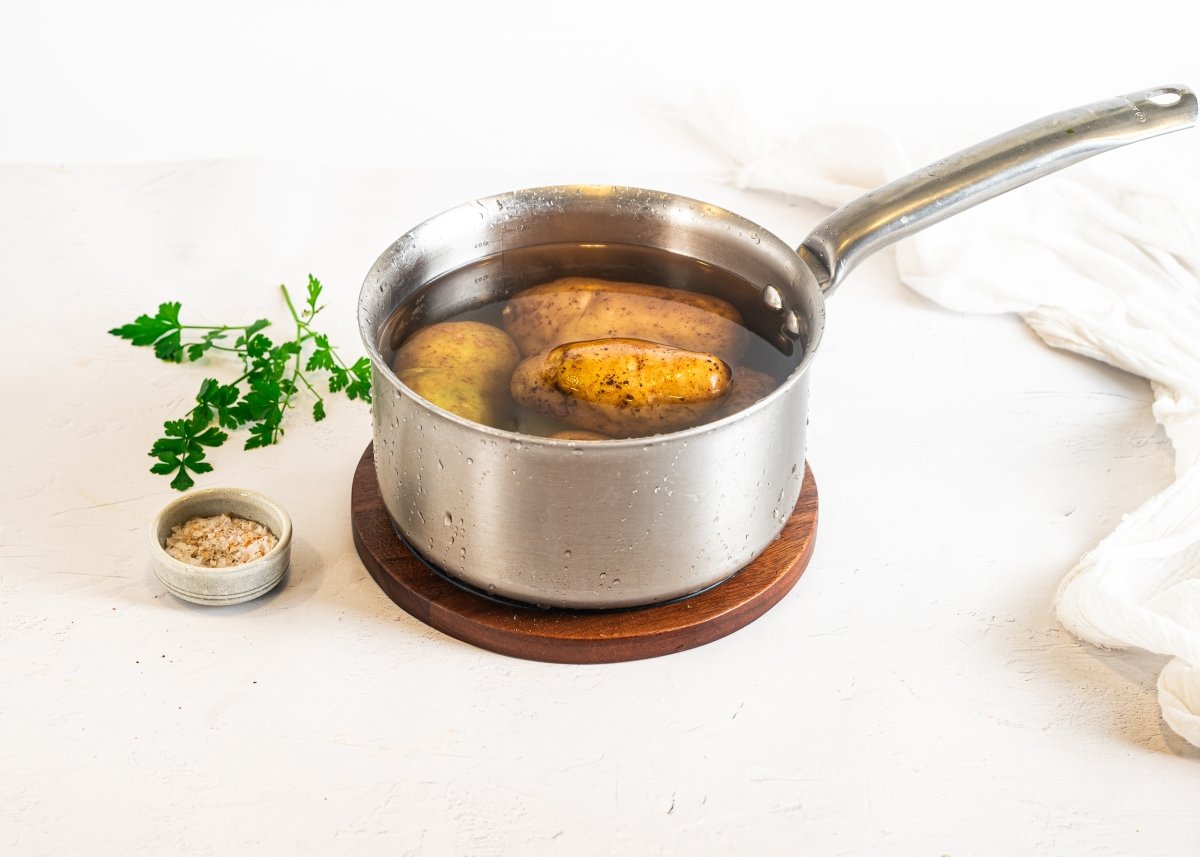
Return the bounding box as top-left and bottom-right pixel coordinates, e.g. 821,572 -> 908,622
110,275 -> 371,490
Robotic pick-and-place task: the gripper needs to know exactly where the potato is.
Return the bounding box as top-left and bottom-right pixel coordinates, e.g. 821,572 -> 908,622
549,430 -> 611,441
510,338 -> 732,437
513,408 -> 580,438
393,321 -> 520,428
501,277 -> 746,363
717,367 -> 778,418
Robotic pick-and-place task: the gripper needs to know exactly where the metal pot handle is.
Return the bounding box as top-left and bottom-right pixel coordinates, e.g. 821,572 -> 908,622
797,85 -> 1197,296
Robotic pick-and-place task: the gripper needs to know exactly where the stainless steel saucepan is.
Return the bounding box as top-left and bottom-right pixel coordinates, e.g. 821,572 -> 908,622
359,85 -> 1196,609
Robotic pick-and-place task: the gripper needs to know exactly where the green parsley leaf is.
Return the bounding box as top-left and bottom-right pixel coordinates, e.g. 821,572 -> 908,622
108,302 -> 181,347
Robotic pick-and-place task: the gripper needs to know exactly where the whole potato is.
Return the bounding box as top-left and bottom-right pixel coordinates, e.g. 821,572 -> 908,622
393,321 -> 520,428
510,338 -> 732,437
501,277 -> 746,364
716,367 -> 778,418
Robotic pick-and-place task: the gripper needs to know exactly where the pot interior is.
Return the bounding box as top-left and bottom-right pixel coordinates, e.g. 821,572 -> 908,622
360,185 -> 826,411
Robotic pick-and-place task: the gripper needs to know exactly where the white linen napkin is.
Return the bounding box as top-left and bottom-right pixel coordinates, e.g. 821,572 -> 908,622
693,111 -> 1200,747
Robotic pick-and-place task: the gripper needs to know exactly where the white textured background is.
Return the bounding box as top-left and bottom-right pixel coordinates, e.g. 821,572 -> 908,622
2,1 -> 1199,855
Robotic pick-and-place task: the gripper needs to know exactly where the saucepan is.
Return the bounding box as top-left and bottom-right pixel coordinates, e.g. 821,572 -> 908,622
359,85 -> 1196,609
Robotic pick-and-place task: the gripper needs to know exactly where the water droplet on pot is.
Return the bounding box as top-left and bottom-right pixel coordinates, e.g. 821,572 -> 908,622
443,512 -> 452,526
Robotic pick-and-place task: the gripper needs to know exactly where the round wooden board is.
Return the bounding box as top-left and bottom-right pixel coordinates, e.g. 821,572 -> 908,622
351,444 -> 818,664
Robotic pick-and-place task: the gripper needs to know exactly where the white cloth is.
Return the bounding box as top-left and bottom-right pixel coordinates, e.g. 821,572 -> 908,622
696,114 -> 1200,747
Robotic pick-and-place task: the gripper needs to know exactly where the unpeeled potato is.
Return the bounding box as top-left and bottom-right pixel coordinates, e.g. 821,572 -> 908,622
393,321 -> 520,428
717,367 -> 778,418
549,430 -> 611,441
501,277 -> 746,364
510,338 -> 731,437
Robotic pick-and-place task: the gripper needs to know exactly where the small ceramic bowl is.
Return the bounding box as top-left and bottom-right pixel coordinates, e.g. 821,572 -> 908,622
149,487 -> 292,606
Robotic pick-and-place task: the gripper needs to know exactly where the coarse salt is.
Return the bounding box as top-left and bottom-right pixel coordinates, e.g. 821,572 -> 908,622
165,514 -> 278,568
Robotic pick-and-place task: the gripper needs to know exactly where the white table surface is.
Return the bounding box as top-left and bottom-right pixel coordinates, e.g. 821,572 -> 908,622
3,2 -> 1200,855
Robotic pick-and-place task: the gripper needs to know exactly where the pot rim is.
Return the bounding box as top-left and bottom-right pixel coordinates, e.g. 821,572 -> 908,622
359,184 -> 827,447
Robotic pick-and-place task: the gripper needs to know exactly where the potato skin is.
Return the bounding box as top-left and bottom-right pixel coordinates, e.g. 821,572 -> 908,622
549,430 -> 611,441
510,338 -> 732,437
501,277 -> 746,363
716,367 -> 778,418
393,321 -> 520,428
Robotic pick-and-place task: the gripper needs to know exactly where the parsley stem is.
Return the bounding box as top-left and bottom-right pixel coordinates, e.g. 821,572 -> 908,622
178,323 -> 265,332
294,369 -> 323,402
280,284 -> 302,325
281,286 -> 323,343
283,286 -> 308,424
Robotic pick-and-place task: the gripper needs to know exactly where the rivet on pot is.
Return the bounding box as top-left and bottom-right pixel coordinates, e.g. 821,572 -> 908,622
783,310 -> 803,338
761,284 -> 784,311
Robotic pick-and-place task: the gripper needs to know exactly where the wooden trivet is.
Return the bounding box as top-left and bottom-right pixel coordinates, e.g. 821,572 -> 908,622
351,444 -> 818,664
